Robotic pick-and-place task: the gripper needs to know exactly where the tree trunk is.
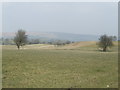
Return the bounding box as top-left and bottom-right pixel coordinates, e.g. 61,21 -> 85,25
103,46 -> 107,52
17,45 -> 20,50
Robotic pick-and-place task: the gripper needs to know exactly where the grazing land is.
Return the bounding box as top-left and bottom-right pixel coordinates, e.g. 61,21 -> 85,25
2,41 -> 118,88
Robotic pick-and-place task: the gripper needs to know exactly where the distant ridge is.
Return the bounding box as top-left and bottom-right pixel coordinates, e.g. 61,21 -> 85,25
2,32 -> 99,41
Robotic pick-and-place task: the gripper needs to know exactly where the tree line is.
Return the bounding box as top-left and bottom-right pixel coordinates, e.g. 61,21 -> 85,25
28,39 -> 73,45
1,38 -> 73,45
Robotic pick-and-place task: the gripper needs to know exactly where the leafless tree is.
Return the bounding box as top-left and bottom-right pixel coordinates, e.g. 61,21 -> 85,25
14,29 -> 27,49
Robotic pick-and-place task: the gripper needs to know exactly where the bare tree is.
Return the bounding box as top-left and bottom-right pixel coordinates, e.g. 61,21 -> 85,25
14,29 -> 27,49
98,34 -> 114,52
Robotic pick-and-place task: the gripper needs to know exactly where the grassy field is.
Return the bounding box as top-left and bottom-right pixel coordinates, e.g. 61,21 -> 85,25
2,41 -> 118,88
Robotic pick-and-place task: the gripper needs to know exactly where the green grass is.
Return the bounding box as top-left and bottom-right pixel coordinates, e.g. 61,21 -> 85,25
2,42 -> 118,88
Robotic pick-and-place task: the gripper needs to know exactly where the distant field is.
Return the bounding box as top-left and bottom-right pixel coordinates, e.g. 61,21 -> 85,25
2,41 -> 118,88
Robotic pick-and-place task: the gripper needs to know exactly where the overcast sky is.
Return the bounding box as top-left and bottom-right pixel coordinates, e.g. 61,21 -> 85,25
2,2 -> 118,36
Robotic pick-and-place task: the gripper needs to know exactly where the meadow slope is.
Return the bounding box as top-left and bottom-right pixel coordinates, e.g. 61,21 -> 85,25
2,41 -> 118,88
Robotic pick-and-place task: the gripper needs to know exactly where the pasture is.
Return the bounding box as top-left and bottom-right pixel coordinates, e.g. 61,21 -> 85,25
2,41 -> 118,88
